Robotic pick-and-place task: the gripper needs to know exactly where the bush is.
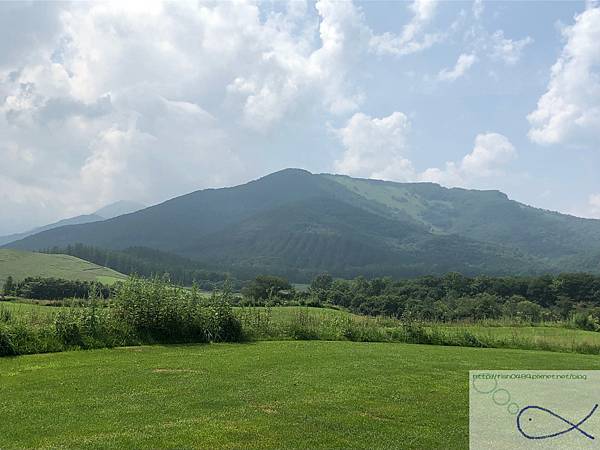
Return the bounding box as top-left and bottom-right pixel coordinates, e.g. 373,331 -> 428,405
573,313 -> 599,331
0,326 -> 17,356
114,276 -> 243,344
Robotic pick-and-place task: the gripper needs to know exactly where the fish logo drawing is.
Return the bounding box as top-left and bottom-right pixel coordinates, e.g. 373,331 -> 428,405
516,404 -> 598,441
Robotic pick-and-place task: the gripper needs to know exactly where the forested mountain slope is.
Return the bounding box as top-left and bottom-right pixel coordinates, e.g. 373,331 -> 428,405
6,169 -> 600,280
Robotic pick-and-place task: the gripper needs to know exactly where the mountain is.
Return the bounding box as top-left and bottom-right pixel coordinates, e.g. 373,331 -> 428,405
0,249 -> 126,285
0,201 -> 145,246
5,169 -> 600,281
0,214 -> 104,247
94,200 -> 146,219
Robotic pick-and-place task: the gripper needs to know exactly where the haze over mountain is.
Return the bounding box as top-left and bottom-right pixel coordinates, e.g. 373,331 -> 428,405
0,201 -> 146,247
5,169 -> 600,281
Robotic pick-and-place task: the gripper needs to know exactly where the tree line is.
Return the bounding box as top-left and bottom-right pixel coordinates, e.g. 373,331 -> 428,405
306,272 -> 600,326
236,272 -> 600,329
2,276 -> 111,300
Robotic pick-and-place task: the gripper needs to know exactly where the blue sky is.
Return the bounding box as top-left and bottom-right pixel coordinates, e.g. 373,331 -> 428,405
0,0 -> 599,234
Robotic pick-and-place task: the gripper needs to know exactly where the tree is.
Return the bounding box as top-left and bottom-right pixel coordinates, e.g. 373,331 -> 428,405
310,273 -> 333,292
242,275 -> 292,300
2,276 -> 15,296
516,300 -> 542,323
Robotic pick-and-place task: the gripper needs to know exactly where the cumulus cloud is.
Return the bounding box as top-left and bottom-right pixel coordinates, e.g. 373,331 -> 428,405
0,0 -> 455,233
370,0 -> 441,56
0,2 -> 344,232
588,194 -> 600,216
438,53 -> 477,82
456,3 -> 532,71
490,31 -> 533,65
334,112 -> 415,181
333,112 -> 516,189
420,133 -> 517,187
472,0 -> 484,20
528,6 -> 600,145
588,194 -> 600,218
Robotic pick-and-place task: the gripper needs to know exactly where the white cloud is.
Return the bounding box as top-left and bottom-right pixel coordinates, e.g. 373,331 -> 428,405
0,1 -> 353,232
334,112 -> 416,181
420,133 -> 516,187
490,31 -> 533,65
0,0 -> 454,233
589,194 -> 600,218
333,113 -> 516,189
370,0 -> 441,56
472,0 -> 484,20
528,6 -> 600,145
457,4 -> 533,70
438,53 -> 477,82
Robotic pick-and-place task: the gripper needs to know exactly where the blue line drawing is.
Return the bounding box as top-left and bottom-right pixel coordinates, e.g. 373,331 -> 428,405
516,404 -> 598,440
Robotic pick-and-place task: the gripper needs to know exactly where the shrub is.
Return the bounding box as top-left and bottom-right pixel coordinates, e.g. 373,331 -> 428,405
0,306 -> 13,323
0,326 -> 17,356
113,276 -> 243,344
573,313 -> 599,331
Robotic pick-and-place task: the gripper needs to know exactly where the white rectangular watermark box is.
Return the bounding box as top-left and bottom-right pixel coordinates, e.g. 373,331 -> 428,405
470,370 -> 600,449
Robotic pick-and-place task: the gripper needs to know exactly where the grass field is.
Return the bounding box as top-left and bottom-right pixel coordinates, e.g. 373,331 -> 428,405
2,341 -> 600,449
436,324 -> 600,351
0,249 -> 126,285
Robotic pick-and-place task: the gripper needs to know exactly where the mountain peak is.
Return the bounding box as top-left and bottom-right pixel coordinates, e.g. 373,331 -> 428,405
6,170 -> 600,278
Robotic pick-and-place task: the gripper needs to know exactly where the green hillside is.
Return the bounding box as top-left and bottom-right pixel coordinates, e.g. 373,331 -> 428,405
6,169 -> 600,280
0,249 -> 126,285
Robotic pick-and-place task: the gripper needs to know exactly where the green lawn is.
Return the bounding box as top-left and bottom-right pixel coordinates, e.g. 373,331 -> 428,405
1,341 -> 600,449
0,249 -> 126,284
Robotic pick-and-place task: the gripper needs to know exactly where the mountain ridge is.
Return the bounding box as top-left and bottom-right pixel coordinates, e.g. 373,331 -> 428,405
0,200 -> 146,246
5,169 -> 600,281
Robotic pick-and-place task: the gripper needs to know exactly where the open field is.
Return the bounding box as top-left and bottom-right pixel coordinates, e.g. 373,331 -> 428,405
0,249 -> 126,285
0,300 -> 67,316
435,324 -> 600,352
2,341 -> 600,449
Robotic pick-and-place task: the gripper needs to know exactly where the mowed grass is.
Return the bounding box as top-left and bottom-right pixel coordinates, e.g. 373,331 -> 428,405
2,341 -> 600,449
0,249 -> 126,285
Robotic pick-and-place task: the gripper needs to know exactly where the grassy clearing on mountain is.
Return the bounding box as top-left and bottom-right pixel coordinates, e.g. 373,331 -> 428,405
2,341 -> 600,449
0,249 -> 126,285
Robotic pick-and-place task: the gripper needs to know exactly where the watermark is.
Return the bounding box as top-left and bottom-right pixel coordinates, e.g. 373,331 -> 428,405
470,370 -> 600,449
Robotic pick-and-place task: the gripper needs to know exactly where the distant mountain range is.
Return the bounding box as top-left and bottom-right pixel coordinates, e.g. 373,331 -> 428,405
0,200 -> 146,247
5,169 -> 600,281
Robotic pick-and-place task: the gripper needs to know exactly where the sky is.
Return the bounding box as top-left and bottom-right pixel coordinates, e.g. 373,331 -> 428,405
1,0 -> 599,235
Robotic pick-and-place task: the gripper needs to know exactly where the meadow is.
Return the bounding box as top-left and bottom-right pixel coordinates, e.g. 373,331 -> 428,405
5,299 -> 600,356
